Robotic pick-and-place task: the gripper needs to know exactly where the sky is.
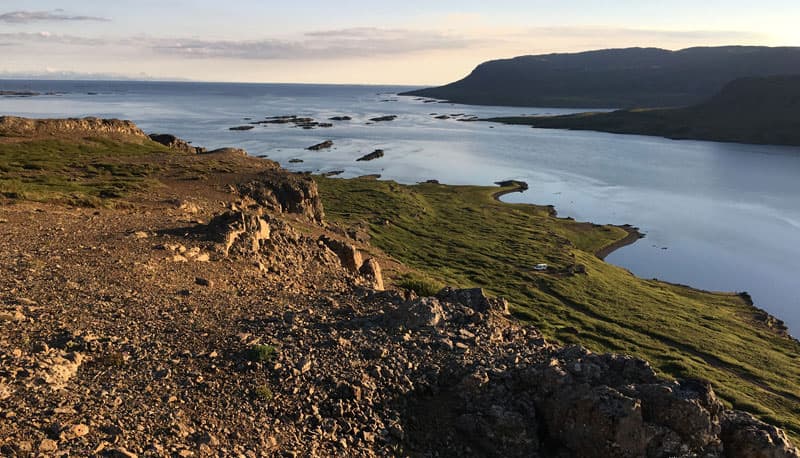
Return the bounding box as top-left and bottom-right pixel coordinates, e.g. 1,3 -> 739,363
1,1 -> 799,85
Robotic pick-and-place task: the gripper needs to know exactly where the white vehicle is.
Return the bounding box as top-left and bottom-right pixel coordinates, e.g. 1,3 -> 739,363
533,263 -> 548,271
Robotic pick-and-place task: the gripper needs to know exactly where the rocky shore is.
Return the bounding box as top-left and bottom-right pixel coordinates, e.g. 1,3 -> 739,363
0,118 -> 798,457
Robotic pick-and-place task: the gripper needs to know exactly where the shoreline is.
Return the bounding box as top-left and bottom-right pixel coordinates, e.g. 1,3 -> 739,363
594,224 -> 644,260
491,180 -> 643,259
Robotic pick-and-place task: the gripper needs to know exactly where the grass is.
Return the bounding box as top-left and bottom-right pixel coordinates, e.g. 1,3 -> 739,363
254,384 -> 274,401
317,176 -> 800,441
248,344 -> 278,363
0,137 -> 168,205
396,272 -> 446,297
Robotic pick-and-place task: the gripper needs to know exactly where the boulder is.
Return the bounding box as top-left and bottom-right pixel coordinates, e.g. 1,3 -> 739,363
721,410 -> 800,458
539,383 -> 648,457
436,287 -> 510,315
149,133 -> 205,153
398,297 -> 445,329
636,379 -> 722,450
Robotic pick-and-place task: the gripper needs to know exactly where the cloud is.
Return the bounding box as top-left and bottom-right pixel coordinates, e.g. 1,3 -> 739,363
150,28 -> 478,60
0,24 -> 769,64
0,32 -> 104,46
0,10 -> 109,23
521,26 -> 764,42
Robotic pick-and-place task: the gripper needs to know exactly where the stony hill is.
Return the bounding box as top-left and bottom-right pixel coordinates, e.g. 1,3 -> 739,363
402,46 -> 800,108
487,75 -> 800,146
0,118 -> 798,456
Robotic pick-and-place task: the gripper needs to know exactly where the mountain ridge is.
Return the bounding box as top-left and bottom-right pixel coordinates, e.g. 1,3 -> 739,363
402,46 -> 800,108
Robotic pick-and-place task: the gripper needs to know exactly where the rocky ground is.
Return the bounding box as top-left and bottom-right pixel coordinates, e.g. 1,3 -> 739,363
1,119 -> 799,457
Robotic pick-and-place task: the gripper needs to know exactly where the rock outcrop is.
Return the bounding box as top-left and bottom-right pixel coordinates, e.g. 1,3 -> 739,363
369,115 -> 397,122
307,140 -> 334,151
237,171 -> 325,222
356,149 -> 384,162
0,116 -> 147,140
721,411 -> 800,458
206,204 -> 271,257
359,258 -> 384,291
149,133 -> 207,153
204,147 -> 247,156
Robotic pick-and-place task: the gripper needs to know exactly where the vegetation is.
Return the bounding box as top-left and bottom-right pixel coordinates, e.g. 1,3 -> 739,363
248,344 -> 278,363
396,272 -> 446,297
0,136 -> 255,206
0,137 -> 166,205
254,383 -> 274,402
317,176 -> 800,441
402,46 -> 800,108
488,76 -> 800,147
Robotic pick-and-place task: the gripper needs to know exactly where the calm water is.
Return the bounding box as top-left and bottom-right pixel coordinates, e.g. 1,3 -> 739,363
2,80 -> 799,334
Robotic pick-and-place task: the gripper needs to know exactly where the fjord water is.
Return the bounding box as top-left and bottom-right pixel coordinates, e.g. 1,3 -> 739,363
2,80 -> 799,334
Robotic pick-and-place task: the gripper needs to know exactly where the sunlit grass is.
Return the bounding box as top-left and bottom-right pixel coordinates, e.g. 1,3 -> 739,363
318,176 -> 800,440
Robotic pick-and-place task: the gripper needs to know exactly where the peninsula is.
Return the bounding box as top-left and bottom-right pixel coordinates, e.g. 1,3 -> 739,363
487,75 -> 800,146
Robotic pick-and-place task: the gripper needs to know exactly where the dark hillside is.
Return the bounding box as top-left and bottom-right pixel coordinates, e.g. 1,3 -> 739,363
403,46 -> 800,108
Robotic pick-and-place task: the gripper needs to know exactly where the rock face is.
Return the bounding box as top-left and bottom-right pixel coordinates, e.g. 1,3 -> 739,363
237,172 -> 325,222
0,116 -> 147,140
148,133 -> 206,153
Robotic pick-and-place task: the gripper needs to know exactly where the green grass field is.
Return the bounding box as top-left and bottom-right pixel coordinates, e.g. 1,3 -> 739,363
317,176 -> 800,440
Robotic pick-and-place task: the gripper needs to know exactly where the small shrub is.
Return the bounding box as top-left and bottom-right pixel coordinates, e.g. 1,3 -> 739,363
396,273 -> 444,297
254,384 -> 273,401
248,344 -> 277,363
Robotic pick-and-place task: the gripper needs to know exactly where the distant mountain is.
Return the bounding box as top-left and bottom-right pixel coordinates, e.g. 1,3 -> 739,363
402,46 -> 800,108
487,75 -> 800,146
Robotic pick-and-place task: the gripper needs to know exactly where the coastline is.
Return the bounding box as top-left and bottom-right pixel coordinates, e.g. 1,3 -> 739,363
491,180 -> 643,260
594,224 -> 643,260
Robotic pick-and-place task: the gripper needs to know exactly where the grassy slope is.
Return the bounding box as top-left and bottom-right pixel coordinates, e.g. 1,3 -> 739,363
317,176 -> 800,440
0,137 -> 168,205
0,137 -> 250,205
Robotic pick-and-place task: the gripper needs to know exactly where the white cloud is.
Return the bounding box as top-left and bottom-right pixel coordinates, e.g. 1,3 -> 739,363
0,32 -> 104,46
0,10 -> 109,23
150,28 -> 478,60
